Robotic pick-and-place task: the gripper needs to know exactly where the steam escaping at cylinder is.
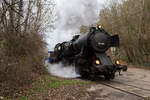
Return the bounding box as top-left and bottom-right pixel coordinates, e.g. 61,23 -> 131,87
48,63 -> 80,78
45,61 -> 80,78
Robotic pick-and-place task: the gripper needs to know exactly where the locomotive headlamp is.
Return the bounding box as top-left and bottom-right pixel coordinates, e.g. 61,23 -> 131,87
96,60 -> 100,65
98,25 -> 102,29
116,60 -> 120,65
58,46 -> 61,51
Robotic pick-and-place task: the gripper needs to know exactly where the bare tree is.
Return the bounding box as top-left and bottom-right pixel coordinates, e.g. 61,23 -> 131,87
99,0 -> 150,65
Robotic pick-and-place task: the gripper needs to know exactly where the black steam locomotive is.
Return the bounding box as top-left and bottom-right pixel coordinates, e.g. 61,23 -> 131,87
49,25 -> 127,80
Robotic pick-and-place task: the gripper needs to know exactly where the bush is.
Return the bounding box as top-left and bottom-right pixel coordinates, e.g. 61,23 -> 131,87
0,31 -> 47,97
0,0 -> 51,97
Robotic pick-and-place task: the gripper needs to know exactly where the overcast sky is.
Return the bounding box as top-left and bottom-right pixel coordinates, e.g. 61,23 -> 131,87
47,0 -> 109,50
98,0 -> 106,4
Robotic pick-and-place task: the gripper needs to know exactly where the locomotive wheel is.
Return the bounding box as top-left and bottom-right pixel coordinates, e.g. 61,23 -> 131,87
75,66 -> 89,78
104,73 -> 115,80
80,72 -> 89,79
104,74 -> 111,80
74,58 -> 90,78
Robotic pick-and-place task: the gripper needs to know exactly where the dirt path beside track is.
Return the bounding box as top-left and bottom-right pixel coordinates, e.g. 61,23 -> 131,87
49,67 -> 150,100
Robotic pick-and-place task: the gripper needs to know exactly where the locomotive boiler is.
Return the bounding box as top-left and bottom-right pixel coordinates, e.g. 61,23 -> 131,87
49,25 -> 127,80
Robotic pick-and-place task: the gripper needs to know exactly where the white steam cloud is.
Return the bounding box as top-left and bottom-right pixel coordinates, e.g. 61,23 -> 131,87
45,0 -> 104,78
47,63 -> 80,78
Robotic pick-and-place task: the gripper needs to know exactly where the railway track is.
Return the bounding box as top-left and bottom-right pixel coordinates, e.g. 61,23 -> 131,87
112,80 -> 150,92
97,77 -> 150,100
100,83 -> 145,99
101,82 -> 149,99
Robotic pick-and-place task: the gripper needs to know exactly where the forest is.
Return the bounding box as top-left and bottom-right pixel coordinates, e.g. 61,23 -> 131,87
0,0 -> 150,99
99,0 -> 150,65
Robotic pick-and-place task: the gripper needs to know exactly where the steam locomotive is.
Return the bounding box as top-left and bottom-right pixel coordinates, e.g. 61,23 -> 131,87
48,25 -> 127,80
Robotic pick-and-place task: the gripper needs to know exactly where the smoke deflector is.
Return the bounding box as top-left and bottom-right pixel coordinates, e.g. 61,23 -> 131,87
110,35 -> 120,47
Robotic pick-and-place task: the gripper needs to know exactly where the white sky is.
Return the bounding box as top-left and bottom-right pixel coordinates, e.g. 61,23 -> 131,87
46,0 -> 109,50
98,0 -> 106,4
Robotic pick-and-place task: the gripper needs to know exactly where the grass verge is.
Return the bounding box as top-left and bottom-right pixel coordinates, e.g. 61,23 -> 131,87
3,75 -> 91,100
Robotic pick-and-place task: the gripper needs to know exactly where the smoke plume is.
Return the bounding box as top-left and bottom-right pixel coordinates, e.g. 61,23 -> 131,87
46,0 -> 103,78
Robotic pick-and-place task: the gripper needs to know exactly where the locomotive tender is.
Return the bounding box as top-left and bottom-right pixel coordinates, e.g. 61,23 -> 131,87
49,25 -> 127,80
